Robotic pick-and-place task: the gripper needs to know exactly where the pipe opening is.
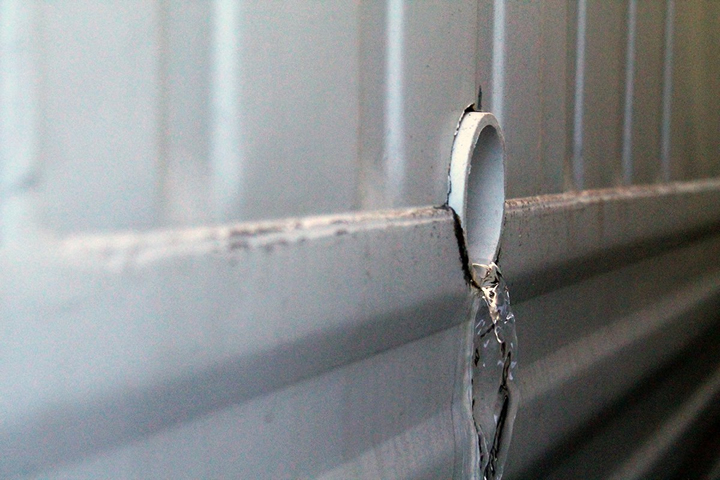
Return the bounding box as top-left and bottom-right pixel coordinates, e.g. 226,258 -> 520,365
447,112 -> 505,284
467,126 -> 503,267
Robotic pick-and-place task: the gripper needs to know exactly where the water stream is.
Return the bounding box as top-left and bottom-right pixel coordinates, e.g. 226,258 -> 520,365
471,263 -> 519,480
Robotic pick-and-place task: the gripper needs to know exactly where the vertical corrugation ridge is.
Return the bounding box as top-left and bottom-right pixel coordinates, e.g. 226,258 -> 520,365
621,0 -> 637,185
660,0 -> 675,182
384,0 -> 406,207
210,0 -> 243,222
155,0 -> 170,226
571,0 -> 587,191
491,0 -> 505,121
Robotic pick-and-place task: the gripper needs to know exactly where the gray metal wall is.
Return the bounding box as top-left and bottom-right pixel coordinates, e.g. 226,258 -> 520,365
1,1 -> 719,478
480,0 -> 720,197
3,1 -> 718,236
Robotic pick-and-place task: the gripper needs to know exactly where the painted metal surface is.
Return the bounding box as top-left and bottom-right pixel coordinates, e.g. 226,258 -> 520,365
25,325 -> 469,479
1,0 -> 479,235
2,1 -> 719,234
0,207 -> 476,478
501,178 -> 720,300
2,180 -> 718,478
499,179 -> 720,477
1,1 -> 720,479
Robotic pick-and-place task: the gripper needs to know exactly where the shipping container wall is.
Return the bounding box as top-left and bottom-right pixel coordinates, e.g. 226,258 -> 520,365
3,1 -> 719,236
1,1 -> 719,479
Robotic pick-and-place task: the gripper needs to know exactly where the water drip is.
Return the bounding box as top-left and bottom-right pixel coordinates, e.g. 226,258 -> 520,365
447,108 -> 512,478
471,262 -> 519,480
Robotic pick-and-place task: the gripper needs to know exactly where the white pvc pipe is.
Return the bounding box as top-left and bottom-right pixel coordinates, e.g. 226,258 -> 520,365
447,111 -> 506,284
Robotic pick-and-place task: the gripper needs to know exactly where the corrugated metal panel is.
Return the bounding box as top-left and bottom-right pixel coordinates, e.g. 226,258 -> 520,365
2,180 -> 719,479
576,0 -> 627,189
1,1 -> 719,478
1,208 -> 474,478
627,0 -> 665,184
2,0 -> 480,235
670,0 -> 720,182
497,0 -> 569,197
499,180 -> 720,478
2,1 -> 719,231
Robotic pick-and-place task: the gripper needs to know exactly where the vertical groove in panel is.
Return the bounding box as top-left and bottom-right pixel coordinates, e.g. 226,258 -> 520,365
0,0 -> 39,244
490,0 -> 505,122
402,1 -> 476,207
563,0 -> 578,192
670,0 -> 720,181
629,0 -> 666,185
398,1 -> 477,208
161,0 -> 212,227
579,0 -> 628,189
213,2 -> 360,221
384,0 -> 406,206
502,1 -> 568,199
361,1 -> 476,209
621,0 -> 637,186
156,0 -> 170,225
496,0 -> 540,199
537,0 -> 569,197
356,0 -> 387,210
475,0 -> 493,113
359,0 -> 445,212
210,0 -> 243,223
571,0 -> 587,190
660,0 -> 675,182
